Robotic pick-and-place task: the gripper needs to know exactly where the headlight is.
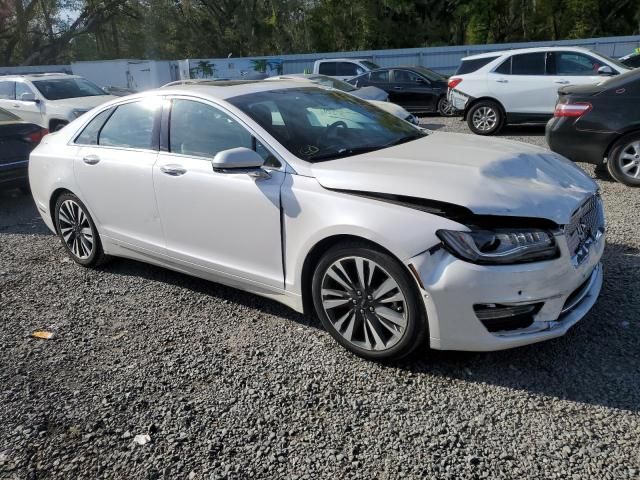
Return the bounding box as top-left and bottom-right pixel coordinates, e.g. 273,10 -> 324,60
436,228 -> 558,265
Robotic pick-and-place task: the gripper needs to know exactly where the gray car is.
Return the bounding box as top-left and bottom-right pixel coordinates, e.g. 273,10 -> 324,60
268,74 -> 389,101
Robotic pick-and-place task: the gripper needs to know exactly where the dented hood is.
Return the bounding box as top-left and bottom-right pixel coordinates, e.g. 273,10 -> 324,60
310,132 -> 598,225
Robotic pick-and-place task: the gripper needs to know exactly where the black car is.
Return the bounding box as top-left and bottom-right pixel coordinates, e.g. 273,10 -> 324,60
546,68 -> 640,187
0,107 -> 48,192
347,66 -> 456,116
619,52 -> 640,69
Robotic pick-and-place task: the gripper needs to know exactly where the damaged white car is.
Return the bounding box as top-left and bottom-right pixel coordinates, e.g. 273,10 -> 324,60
29,81 -> 605,360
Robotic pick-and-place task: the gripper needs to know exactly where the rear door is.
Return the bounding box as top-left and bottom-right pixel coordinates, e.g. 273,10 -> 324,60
488,52 -> 551,114
74,98 -> 165,253
0,81 -> 17,117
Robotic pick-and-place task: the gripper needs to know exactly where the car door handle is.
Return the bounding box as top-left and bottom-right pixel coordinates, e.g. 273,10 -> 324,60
554,80 -> 570,84
496,79 -> 508,83
160,164 -> 187,176
393,86 -> 403,90
12,104 -> 20,108
82,155 -> 100,165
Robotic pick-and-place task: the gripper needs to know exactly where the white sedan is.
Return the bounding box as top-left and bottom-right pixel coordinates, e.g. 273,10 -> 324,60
29,81 -> 605,360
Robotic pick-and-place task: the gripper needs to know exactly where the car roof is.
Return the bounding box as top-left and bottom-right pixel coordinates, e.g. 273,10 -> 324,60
0,73 -> 79,81
151,80 -> 320,100
462,46 -> 594,61
316,58 -> 369,62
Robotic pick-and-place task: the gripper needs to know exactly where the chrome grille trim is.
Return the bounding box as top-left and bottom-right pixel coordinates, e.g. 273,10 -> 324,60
565,195 -> 605,266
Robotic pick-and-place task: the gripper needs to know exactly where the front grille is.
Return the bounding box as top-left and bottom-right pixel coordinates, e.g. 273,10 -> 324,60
565,195 -> 604,262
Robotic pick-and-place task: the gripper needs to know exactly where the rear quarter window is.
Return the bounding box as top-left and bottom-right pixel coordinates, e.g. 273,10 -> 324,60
455,56 -> 499,75
318,62 -> 337,76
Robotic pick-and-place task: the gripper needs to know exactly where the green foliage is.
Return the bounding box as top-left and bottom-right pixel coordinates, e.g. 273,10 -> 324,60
0,0 -> 638,65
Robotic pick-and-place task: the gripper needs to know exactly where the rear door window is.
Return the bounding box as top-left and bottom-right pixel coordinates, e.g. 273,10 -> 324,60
455,57 -> 499,75
75,108 -> 114,145
318,62 -> 337,76
369,70 -> 389,83
494,57 -> 512,74
511,53 -> 546,75
99,100 -> 159,150
393,70 -> 422,83
0,81 -> 15,100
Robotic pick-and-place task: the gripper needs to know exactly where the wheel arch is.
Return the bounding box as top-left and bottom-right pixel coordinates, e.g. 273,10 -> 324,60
463,96 -> 506,121
48,118 -> 68,131
299,234 -> 413,316
49,187 -> 74,231
604,128 -> 640,160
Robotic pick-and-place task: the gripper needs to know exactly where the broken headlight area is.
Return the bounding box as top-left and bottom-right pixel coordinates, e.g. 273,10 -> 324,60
436,228 -> 558,265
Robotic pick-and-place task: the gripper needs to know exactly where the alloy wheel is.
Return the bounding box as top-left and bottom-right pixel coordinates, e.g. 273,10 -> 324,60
618,141 -> 640,180
472,106 -> 497,132
438,98 -> 455,117
58,199 -> 94,259
320,256 -> 408,352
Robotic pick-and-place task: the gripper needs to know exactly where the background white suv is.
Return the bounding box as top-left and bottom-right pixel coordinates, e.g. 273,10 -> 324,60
0,73 -> 115,131
447,46 -> 630,135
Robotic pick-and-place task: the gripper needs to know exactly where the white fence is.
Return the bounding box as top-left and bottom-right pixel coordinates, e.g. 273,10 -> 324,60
1,35 -> 638,89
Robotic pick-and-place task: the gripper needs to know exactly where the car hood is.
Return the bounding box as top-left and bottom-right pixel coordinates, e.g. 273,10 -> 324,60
350,86 -> 389,101
49,95 -> 116,110
310,132 -> 597,225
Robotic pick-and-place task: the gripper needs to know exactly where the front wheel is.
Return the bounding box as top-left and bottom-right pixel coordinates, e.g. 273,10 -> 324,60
467,100 -> 504,135
311,243 -> 427,361
607,134 -> 640,187
437,97 -> 456,117
54,193 -> 109,267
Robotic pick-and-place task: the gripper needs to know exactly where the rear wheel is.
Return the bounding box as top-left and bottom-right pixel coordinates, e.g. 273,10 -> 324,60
467,100 -> 504,135
437,97 -> 456,117
607,133 -> 640,187
311,243 -> 427,361
54,193 -> 109,267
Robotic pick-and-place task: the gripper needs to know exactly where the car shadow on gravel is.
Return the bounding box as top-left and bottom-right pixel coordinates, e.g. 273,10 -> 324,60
394,242 -> 640,412
0,189 -> 51,236
497,124 -> 546,137
102,257 -> 319,328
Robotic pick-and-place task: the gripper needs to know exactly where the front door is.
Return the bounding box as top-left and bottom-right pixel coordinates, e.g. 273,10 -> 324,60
74,98 -> 165,253
153,98 -> 286,288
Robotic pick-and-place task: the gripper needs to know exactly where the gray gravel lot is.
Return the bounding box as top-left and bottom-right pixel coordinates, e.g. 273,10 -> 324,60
1,117 -> 639,479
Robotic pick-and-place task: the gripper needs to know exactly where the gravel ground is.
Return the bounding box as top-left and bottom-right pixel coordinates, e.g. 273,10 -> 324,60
1,118 -> 639,479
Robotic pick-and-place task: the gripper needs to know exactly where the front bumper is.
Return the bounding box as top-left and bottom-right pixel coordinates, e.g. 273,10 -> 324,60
408,231 -> 604,351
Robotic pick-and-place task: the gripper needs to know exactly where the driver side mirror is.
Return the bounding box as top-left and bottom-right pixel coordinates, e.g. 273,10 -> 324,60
211,147 -> 268,177
416,77 -> 427,84
597,65 -> 615,76
20,92 -> 38,102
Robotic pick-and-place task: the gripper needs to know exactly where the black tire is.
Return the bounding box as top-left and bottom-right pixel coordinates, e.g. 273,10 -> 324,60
437,97 -> 456,117
54,193 -> 109,267
466,100 -> 504,135
606,133 -> 640,187
311,242 -> 427,361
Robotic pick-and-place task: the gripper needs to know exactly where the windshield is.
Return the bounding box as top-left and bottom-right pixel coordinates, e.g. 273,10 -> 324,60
32,78 -> 108,100
228,87 -> 425,163
588,49 -> 630,71
411,66 -> 447,82
309,75 -> 357,92
361,60 -> 380,70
